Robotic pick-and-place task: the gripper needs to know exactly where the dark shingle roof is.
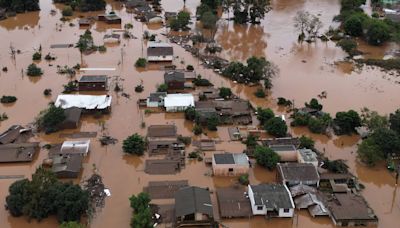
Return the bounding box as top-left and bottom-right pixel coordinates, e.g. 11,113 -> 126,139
214,153 -> 235,164
147,43 -> 173,57
250,184 -> 294,209
278,163 -> 319,182
148,92 -> 167,102
0,125 -> 26,144
79,75 -> 107,83
164,71 -> 185,83
175,186 -> 213,217
0,143 -> 39,163
147,125 -> 177,137
327,193 -> 378,221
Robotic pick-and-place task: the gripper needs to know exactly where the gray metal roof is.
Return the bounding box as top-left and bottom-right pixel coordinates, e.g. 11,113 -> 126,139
250,184 -> 294,209
52,155 -> 83,173
270,144 -> 297,152
147,125 -> 177,138
214,154 -> 235,164
164,71 -> 185,83
278,163 -> 320,182
175,186 -> 213,217
79,75 -> 107,83
147,43 -> 173,57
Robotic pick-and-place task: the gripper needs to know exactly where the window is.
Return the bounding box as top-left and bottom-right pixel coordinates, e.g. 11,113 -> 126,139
283,209 -> 290,213
228,168 -> 233,172
257,206 -> 263,211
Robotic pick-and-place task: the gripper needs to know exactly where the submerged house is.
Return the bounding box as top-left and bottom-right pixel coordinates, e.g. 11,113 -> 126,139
248,184 -> 295,218
0,142 -> 39,163
277,163 -> 320,187
146,125 -> 184,156
98,13 -> 121,24
0,125 -> 32,144
78,75 -> 108,91
59,107 -> 82,129
164,94 -> 194,112
55,94 -> 112,113
146,92 -> 167,107
52,154 -> 83,178
325,193 -> 378,226
175,186 -> 214,226
212,153 -> 249,176
147,42 -> 173,62
297,149 -> 319,167
269,145 -> 298,162
164,70 -> 185,90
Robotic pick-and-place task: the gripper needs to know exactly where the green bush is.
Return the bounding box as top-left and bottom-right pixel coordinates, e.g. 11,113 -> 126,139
32,52 -> 41,60
157,84 -> 168,92
337,39 -> 358,55
122,134 -> 146,155
238,174 -> 249,185
98,45 -> 107,52
135,58 -> 147,67
299,135 -> 315,150
0,96 -> 17,103
219,87 -> 232,98
365,18 -> 390,45
254,88 -> 266,98
27,63 -> 43,76
62,6 -> 73,17
37,104 -> 66,134
193,124 -> 203,135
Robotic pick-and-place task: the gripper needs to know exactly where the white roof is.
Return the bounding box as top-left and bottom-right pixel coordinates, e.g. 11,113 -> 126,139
148,41 -> 172,48
60,140 -> 90,155
55,95 -> 112,109
164,94 -> 194,108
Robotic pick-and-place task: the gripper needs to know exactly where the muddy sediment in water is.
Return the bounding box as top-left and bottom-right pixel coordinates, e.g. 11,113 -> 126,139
0,0 -> 399,227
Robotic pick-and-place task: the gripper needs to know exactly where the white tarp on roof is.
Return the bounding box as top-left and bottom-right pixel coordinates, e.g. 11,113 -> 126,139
148,41 -> 172,48
55,95 -> 112,109
164,94 -> 194,110
61,140 -> 90,156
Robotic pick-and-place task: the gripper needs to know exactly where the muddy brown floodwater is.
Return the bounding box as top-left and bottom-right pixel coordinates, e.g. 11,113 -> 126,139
0,0 -> 399,227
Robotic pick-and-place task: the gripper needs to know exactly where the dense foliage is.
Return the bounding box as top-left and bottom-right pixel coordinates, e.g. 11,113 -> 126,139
256,107 -> 274,125
219,87 -> 232,98
53,0 -> 106,12
265,117 -> 287,137
170,11 -> 190,31
135,58 -> 147,68
27,63 -> 43,76
333,110 -> 361,135
6,167 -> 88,223
123,134 -> 146,155
129,192 -> 153,228
36,104 -> 66,134
254,146 -> 280,170
0,96 -> 17,103
0,0 -> 40,13
299,135 -> 315,150
222,56 -> 277,87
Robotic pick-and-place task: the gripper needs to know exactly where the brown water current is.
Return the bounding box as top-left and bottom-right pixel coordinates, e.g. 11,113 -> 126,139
0,0 -> 399,227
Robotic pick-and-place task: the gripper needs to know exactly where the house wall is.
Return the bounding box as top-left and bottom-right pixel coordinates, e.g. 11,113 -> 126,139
212,163 -> 249,176
166,106 -> 188,112
278,208 -> 294,217
146,100 -> 160,107
79,82 -> 107,91
276,150 -> 298,162
248,185 -> 267,215
148,55 -> 173,62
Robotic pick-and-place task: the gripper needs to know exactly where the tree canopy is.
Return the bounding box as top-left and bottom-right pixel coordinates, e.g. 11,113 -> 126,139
170,11 -> 190,31
254,146 -> 280,170
6,167 -> 88,223
390,109 -> 400,135
53,0 -> 106,12
129,192 -> 153,228
256,107 -> 274,125
36,104 -> 66,134
265,117 -> 287,137
0,0 -> 40,13
123,134 -> 146,155
333,110 -> 361,135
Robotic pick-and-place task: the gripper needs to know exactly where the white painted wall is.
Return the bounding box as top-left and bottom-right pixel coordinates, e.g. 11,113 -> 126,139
248,185 -> 267,215
147,55 -> 173,62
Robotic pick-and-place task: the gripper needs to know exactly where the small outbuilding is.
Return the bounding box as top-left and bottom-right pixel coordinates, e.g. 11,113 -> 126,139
147,42 -> 173,62
212,153 -> 249,176
164,70 -> 185,90
164,94 -> 194,112
78,75 -> 108,91
297,149 -> 318,167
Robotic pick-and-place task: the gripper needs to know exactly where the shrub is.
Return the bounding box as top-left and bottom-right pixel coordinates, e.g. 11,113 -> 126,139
299,135 -> 315,150
305,98 -> 323,111
277,97 -> 292,106
157,84 -> 168,92
256,107 -> 274,125
219,87 -> 232,98
254,88 -> 266,98
44,53 -> 56,61
343,13 -> 367,36
188,151 -> 200,159
0,96 -> 17,103
135,58 -> 147,67
333,110 -> 361,135
186,65 -> 194,71
32,52 -> 41,60
98,45 -> 107,52
62,6 -> 73,17
207,114 -> 219,131
193,75 -> 212,86
337,39 -> 358,55
185,106 -> 197,121
27,63 -> 43,76
43,89 -> 52,96
193,124 -> 203,135
122,134 -> 146,155
365,19 -> 390,45
135,85 -> 144,93
63,81 -> 78,93
238,174 -> 249,185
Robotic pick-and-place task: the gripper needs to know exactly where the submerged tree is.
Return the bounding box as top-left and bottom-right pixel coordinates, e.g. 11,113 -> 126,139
76,29 -> 94,63
293,10 -> 323,42
254,146 -> 280,170
123,134 -> 146,155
